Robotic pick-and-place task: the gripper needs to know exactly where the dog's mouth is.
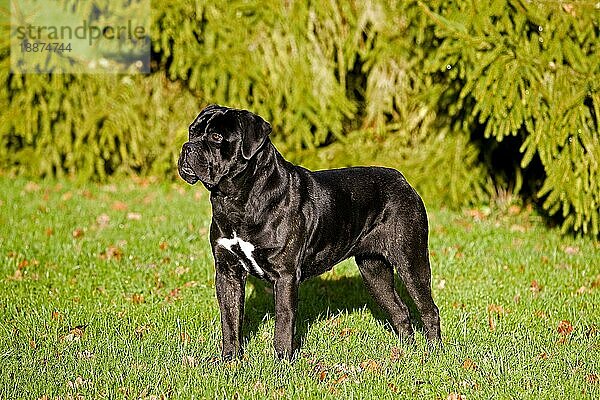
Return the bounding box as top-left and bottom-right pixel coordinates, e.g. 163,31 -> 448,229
178,162 -> 200,185
179,162 -> 220,190
180,165 -> 196,177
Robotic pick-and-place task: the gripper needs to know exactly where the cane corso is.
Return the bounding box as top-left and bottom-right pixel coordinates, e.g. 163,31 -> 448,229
178,105 -> 441,360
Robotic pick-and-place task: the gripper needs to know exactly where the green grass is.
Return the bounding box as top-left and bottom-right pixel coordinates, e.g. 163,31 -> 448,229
1,177 -> 598,399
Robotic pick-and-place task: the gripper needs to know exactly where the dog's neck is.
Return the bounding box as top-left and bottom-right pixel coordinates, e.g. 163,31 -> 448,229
210,141 -> 291,213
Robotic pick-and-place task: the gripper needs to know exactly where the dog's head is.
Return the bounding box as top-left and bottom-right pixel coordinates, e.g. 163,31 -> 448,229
178,105 -> 272,189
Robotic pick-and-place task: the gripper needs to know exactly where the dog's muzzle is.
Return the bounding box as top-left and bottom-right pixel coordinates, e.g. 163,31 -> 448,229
178,143 -> 201,185
178,142 -> 220,189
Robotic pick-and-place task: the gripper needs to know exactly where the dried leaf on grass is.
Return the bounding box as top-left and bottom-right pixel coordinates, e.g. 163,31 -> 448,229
100,245 -> 124,261
111,201 -> 128,211
462,358 -> 478,370
135,324 -> 152,339
182,355 -> 197,367
487,304 -> 507,331
61,325 -> 86,342
557,320 -> 574,335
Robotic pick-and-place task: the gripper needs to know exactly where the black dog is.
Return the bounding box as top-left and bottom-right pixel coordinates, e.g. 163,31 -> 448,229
178,105 -> 441,360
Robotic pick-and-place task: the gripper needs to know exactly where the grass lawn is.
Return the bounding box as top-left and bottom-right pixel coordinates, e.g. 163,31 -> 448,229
1,177 -> 598,399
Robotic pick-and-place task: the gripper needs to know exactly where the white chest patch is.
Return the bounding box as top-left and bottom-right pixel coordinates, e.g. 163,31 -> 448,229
217,232 -> 264,277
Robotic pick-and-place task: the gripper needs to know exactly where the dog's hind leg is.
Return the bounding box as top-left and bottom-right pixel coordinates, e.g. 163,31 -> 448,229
391,247 -> 441,345
355,255 -> 414,342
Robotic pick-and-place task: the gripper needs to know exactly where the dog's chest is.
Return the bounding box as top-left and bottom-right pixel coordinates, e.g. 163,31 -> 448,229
216,232 -> 265,277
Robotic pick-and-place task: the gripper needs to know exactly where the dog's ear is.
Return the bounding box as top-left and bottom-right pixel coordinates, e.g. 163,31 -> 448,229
239,110 -> 272,160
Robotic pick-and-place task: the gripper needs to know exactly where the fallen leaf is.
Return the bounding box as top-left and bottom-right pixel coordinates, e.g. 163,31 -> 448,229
487,304 -> 507,331
586,374 -> 599,384
390,346 -> 404,362
72,228 -> 84,239
165,288 -> 180,302
447,393 -> 466,400
159,241 -> 169,251
564,246 -> 580,255
332,374 -> 348,385
127,212 -> 142,221
339,328 -> 353,338
557,320 -> 573,335
388,382 -> 399,393
462,358 -> 477,370
360,359 -> 381,373
318,370 -> 327,382
510,224 -> 526,233
508,205 -> 521,215
537,352 -> 549,360
45,228 -> 54,237
131,293 -> 145,304
51,311 -> 63,321
96,214 -> 110,228
253,381 -> 266,393
71,325 -> 86,336
7,269 -> 23,281
61,192 -> 73,201
112,201 -> 128,211
100,245 -> 123,261
530,280 -> 542,293
312,361 -> 328,382
143,194 -> 155,204
466,209 -> 487,220
180,331 -> 191,344
488,315 -> 496,332
135,324 -> 151,339
24,181 -> 40,192
67,376 -> 89,389
182,355 -> 197,367
562,3 -> 576,16
61,326 -> 86,342
460,380 -> 480,390
29,339 -> 37,349
487,304 -> 506,314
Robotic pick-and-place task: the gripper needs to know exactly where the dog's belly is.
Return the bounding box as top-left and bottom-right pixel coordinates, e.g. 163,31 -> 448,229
295,166 -> 415,280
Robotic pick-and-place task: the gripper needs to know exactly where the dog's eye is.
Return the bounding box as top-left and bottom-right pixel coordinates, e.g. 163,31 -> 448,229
209,133 -> 223,143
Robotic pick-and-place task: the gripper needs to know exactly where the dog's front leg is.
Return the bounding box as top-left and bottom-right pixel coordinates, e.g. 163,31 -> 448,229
215,267 -> 246,360
273,274 -> 298,360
